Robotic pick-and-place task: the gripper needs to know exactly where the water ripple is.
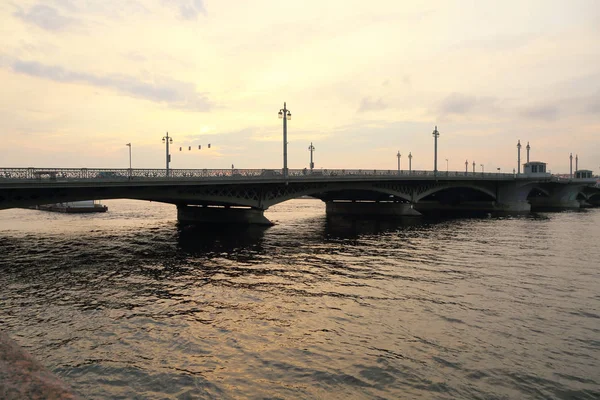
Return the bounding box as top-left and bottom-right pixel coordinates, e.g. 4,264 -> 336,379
0,200 -> 599,399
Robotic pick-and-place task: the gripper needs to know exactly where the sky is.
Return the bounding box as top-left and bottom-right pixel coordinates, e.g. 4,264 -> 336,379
0,0 -> 599,174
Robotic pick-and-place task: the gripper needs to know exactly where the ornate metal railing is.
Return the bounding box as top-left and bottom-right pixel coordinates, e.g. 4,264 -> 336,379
0,167 -> 545,183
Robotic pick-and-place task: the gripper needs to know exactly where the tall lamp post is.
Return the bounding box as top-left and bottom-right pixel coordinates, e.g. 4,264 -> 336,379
126,143 -> 132,169
465,159 -> 468,174
472,161 -> 476,173
526,142 -> 530,163
480,164 -> 484,174
162,132 -> 173,177
517,140 -> 522,174
445,158 -> 449,174
432,126 -> 440,176
308,142 -> 315,171
278,102 -> 292,179
408,152 -> 412,174
397,151 -> 401,173
569,153 -> 573,178
126,143 -> 132,179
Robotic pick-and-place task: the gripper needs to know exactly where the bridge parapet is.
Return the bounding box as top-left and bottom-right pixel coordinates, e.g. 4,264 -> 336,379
0,167 -> 524,184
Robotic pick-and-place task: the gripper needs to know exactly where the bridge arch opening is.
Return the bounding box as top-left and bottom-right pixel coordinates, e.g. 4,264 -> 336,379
526,187 -> 550,201
309,189 -> 411,204
418,187 -> 496,204
587,192 -> 600,205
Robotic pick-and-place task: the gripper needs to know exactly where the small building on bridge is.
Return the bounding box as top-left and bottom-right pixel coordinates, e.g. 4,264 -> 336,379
575,170 -> 593,179
523,161 -> 547,175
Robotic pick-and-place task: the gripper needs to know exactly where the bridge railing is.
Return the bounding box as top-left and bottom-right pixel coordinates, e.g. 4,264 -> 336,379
0,167 -> 529,183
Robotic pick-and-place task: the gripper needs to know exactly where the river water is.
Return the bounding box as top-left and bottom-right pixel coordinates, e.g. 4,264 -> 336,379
0,199 -> 599,399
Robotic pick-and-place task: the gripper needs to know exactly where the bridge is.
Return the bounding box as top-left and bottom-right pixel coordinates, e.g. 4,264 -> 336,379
1,167 -> 598,225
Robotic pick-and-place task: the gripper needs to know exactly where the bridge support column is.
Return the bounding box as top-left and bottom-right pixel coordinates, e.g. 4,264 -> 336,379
493,182 -> 532,213
325,201 -> 422,217
177,205 -> 273,226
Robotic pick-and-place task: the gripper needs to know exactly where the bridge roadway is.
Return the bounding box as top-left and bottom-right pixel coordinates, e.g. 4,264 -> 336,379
0,167 -> 598,225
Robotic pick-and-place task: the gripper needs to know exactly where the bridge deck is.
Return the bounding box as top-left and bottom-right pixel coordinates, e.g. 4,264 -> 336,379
1,167 -> 590,186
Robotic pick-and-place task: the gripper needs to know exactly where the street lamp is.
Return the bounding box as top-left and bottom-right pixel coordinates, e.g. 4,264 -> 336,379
278,102 -> 292,179
308,142 -> 315,171
480,164 -> 484,174
472,161 -> 476,173
517,140 -> 522,174
125,143 -> 132,169
445,158 -> 448,174
570,153 -> 573,178
432,126 -> 440,175
408,152 -> 412,173
465,159 -> 468,174
126,143 -> 132,179
162,132 -> 173,177
397,151 -> 401,173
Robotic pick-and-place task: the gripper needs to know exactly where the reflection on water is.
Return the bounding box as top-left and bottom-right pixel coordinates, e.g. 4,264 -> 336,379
176,224 -> 267,254
0,199 -> 599,399
324,215 -> 424,238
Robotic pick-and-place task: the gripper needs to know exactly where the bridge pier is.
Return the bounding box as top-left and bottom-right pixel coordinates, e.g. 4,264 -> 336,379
177,205 -> 273,226
325,201 -> 422,217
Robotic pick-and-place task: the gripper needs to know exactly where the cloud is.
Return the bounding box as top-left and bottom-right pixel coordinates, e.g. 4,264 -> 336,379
163,0 -> 207,20
439,93 -> 477,114
438,93 -> 499,116
123,51 -> 147,62
521,104 -> 559,121
586,93 -> 600,114
13,4 -> 76,31
358,97 -> 387,112
9,59 -> 213,112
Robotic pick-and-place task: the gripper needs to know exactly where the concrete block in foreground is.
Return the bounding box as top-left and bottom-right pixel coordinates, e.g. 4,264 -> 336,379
0,331 -> 79,400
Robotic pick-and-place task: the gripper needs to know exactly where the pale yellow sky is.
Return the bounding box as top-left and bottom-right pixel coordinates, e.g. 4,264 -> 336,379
1,0 -> 598,173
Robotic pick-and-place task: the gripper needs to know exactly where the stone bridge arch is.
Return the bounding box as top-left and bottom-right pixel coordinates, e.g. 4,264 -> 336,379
261,181 -> 413,208
524,185 -> 550,199
413,183 -> 497,203
586,191 -> 600,205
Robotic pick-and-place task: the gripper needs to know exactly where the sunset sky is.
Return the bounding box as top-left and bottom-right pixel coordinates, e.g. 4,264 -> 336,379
1,0 -> 598,174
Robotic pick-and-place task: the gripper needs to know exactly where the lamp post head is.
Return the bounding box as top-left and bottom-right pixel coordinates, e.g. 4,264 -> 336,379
526,142 -> 530,150
517,140 -> 521,149
286,111 -> 291,120
432,125 -> 439,137
408,152 -> 412,159
278,110 -> 283,119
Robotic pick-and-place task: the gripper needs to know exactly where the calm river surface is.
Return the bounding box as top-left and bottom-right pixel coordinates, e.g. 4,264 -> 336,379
1,199 -> 599,399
